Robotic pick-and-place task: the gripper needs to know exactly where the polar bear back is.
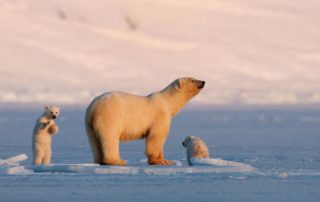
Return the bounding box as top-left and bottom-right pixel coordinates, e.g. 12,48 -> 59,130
87,92 -> 170,142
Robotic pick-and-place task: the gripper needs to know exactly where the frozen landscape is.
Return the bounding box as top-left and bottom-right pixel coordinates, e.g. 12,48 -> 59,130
1,0 -> 320,201
1,107 -> 320,201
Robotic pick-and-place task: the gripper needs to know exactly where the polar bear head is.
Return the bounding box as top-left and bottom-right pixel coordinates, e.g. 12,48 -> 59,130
44,105 -> 60,120
173,77 -> 205,100
182,135 -> 197,147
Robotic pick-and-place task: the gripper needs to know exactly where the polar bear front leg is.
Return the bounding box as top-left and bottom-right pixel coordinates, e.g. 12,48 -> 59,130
146,123 -> 173,165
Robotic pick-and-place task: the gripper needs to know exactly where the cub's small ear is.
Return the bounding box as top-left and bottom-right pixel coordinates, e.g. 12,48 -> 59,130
174,80 -> 180,90
189,135 -> 196,140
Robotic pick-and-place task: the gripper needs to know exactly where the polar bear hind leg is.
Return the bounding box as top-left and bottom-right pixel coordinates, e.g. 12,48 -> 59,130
33,145 -> 45,165
43,148 -> 51,164
87,127 -> 103,164
90,136 -> 103,164
96,126 -> 126,166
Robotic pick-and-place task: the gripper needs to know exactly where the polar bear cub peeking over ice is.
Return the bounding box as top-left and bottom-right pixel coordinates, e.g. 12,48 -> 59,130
32,105 -> 60,165
85,77 -> 205,166
182,136 -> 209,166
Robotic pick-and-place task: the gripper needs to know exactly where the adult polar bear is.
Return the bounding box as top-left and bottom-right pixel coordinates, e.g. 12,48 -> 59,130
85,77 -> 205,165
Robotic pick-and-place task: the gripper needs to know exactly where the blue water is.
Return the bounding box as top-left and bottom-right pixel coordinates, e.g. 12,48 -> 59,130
1,106 -> 320,201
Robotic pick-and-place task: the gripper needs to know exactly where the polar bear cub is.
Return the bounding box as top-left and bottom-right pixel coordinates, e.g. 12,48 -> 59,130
32,105 -> 60,165
182,135 -> 209,166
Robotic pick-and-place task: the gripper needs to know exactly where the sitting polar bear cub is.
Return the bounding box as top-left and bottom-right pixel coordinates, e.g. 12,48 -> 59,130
32,105 -> 60,165
182,135 -> 209,166
182,136 -> 255,171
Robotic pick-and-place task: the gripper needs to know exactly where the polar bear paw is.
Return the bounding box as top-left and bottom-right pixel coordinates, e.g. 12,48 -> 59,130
102,158 -> 127,166
148,159 -> 173,166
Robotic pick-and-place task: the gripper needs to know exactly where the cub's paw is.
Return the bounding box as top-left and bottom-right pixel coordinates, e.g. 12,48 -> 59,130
48,124 -> 59,135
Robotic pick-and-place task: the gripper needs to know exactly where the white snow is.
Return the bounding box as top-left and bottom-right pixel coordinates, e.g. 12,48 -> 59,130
0,154 -> 30,174
1,155 -> 254,175
191,157 -> 253,167
95,166 -> 140,174
2,154 -> 320,179
5,152 -> 320,177
1,154 -> 255,175
0,0 -> 320,105
0,154 -> 28,166
27,163 -> 98,173
6,166 -> 33,175
21,163 -> 255,175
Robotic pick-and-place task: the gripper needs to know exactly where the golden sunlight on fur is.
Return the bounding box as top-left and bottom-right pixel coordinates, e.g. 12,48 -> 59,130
85,77 -> 205,165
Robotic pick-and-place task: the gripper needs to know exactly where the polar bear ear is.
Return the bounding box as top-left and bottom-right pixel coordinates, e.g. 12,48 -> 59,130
189,135 -> 196,140
44,105 -> 49,110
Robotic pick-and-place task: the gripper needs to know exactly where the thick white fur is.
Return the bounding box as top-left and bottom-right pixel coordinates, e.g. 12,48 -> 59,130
85,77 -> 205,165
182,135 -> 209,166
32,106 -> 60,165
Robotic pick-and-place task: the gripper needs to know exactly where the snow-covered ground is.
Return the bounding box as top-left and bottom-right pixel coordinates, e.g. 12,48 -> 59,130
1,108 -> 320,201
0,0 -> 320,105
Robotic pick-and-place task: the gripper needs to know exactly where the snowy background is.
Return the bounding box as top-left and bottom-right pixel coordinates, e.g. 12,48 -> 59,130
0,0 -> 320,105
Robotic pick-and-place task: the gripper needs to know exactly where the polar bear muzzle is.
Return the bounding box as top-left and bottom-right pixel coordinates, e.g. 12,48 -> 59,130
196,80 -> 205,89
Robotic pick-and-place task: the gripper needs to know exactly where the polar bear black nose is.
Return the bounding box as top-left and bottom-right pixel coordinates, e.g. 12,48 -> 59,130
197,81 -> 205,89
52,115 -> 56,119
182,142 -> 185,147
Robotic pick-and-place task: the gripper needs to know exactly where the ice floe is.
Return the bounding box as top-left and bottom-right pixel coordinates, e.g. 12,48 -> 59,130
3,154 -> 320,178
0,154 -> 28,166
0,154 -> 30,175
2,154 -> 255,175
191,157 -> 255,169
